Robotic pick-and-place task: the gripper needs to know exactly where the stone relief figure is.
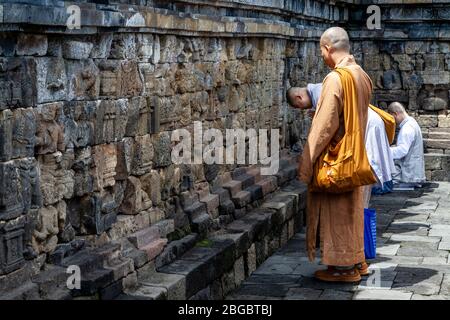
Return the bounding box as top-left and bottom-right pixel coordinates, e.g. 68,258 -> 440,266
38,151 -> 75,206
119,176 -> 151,215
31,205 -> 60,254
236,38 -> 253,60
35,103 -> 65,155
415,54 -> 425,71
92,143 -> 117,192
381,63 -> 402,90
0,216 -> 26,275
0,161 -> 24,220
444,53 -> 450,70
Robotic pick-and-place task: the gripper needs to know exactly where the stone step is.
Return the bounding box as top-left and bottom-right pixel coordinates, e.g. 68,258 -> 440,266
55,241 -> 140,299
140,238 -> 168,261
121,179 -> 307,300
199,193 -> 220,216
127,226 -> 161,249
73,268 -> 115,297
191,213 -> 212,236
222,179 -> 242,197
137,269 -> 186,300
424,132 -> 450,139
275,164 -> 297,186
233,173 -> 255,190
158,219 -> 176,236
245,184 -> 264,202
184,201 -> 207,221
155,234 -> 198,269
180,191 -> 199,208
429,127 -> 450,133
246,166 -> 262,183
218,199 -> 236,216
424,138 -> 450,150
59,249 -> 105,274
231,190 -> 252,209
255,176 -> 278,196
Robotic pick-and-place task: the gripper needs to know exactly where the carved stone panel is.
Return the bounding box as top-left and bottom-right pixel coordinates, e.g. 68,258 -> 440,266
0,216 -> 26,275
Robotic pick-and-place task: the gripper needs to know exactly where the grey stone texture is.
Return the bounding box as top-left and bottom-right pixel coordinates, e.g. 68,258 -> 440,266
229,182 -> 450,300
1,0 -> 450,299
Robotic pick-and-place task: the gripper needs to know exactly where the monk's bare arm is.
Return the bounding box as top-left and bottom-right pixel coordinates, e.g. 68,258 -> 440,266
298,72 -> 342,183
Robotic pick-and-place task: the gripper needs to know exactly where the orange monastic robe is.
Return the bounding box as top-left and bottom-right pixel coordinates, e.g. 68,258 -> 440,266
298,55 -> 373,266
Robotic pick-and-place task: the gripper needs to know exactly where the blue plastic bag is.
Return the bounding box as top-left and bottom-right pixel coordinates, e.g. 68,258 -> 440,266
364,208 -> 377,259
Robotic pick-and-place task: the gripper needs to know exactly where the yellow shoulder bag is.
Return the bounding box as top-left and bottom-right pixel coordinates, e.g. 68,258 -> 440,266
310,68 -> 377,193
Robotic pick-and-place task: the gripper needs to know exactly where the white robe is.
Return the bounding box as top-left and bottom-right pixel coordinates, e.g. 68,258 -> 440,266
365,108 -> 396,185
390,116 -> 426,184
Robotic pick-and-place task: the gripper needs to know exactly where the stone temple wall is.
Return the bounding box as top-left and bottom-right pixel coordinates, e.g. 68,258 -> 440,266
0,0 -> 346,296
348,1 -> 450,181
0,0 -> 449,299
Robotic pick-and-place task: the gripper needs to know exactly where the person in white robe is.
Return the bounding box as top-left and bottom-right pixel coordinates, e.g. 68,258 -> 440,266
387,102 -> 426,188
287,83 -> 396,203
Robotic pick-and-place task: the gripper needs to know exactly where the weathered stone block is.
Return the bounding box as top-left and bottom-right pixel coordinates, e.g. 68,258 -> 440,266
109,34 -> 136,60
16,34 -> 47,56
0,57 -> 37,109
423,97 -> 447,112
120,60 -> 143,97
66,59 -> 100,100
0,161 -> 24,220
67,194 -> 116,236
35,102 -> 64,155
245,243 -> 257,277
125,97 -> 152,137
0,216 -> 25,275
120,176 -> 151,215
130,134 -> 154,176
0,108 -> 36,161
91,34 -> 113,59
92,143 -> 117,191
35,57 -> 67,104
139,272 -> 186,300
94,99 -> 128,145
153,132 -> 171,168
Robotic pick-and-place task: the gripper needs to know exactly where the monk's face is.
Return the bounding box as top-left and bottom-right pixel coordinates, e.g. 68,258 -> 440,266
389,111 -> 404,126
320,40 -> 334,68
290,90 -> 312,110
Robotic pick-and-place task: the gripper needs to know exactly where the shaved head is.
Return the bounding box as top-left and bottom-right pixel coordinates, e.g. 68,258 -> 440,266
388,102 -> 406,114
388,102 -> 408,125
286,87 -> 307,105
320,27 -> 351,52
286,87 -> 311,110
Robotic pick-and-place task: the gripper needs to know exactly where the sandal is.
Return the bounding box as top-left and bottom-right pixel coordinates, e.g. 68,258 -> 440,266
356,261 -> 370,276
315,267 -> 362,283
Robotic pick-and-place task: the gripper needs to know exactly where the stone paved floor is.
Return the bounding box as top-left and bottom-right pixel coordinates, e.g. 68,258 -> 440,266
227,182 -> 450,300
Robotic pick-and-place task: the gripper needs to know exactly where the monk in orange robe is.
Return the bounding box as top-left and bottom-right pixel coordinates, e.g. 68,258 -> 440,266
297,27 -> 373,282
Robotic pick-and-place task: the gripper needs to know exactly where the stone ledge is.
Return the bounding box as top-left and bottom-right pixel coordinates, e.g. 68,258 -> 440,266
122,178 -> 306,300
0,1 -> 342,38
